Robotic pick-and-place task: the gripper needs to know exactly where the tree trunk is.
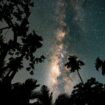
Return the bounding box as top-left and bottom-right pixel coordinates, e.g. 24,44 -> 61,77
9,70 -> 17,82
4,70 -> 17,83
77,70 -> 84,84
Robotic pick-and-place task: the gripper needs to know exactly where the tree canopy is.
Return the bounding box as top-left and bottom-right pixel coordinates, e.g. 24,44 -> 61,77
0,0 -> 45,82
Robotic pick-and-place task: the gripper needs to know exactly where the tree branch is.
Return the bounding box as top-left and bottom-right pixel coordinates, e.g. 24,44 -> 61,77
0,26 -> 11,31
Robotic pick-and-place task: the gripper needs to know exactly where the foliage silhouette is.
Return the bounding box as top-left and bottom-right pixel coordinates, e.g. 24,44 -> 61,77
55,78 -> 105,105
65,55 -> 84,84
54,56 -> 105,105
95,57 -> 105,75
70,78 -> 105,105
0,78 -> 40,105
55,94 -> 69,105
0,0 -> 46,105
0,0 -> 44,82
31,85 -> 53,105
40,85 -> 53,105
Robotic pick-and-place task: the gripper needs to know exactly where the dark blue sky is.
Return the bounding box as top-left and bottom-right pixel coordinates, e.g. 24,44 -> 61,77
66,0 -> 105,83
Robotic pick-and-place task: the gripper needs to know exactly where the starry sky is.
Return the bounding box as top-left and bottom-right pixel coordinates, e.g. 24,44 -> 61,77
13,0 -> 105,96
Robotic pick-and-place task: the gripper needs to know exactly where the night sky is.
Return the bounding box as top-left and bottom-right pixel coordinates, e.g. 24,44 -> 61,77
13,0 -> 105,97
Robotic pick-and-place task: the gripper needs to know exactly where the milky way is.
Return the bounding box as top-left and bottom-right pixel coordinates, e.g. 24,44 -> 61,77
13,0 -> 105,95
47,0 -> 73,98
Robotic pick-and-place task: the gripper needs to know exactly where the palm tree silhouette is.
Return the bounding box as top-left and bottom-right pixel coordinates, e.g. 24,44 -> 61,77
30,85 -> 53,105
38,85 -> 52,105
95,57 -> 105,75
65,56 -> 84,84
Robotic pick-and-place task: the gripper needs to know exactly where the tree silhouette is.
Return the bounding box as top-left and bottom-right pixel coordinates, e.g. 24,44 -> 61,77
0,78 -> 40,105
32,85 -> 53,105
55,94 -> 69,105
55,78 -> 105,105
65,55 -> 84,84
70,78 -> 105,105
0,0 -> 46,105
0,0 -> 45,83
95,57 -> 105,75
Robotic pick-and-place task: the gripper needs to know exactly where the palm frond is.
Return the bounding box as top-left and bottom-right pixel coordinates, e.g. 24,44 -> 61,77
95,57 -> 103,70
